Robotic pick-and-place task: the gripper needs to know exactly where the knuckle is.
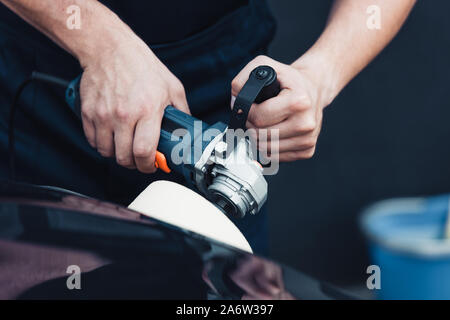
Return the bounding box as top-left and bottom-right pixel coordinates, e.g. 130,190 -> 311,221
308,138 -> 317,149
231,78 -> 239,88
133,144 -> 152,158
290,94 -> 311,111
116,157 -> 131,167
297,148 -> 315,160
95,106 -> 110,122
295,117 -> 316,133
81,106 -> 94,121
304,117 -> 317,132
302,138 -> 317,150
231,78 -> 242,94
114,105 -> 131,122
255,55 -> 269,64
304,148 -> 316,158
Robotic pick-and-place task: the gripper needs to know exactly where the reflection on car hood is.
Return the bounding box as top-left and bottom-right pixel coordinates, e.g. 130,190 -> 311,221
0,180 -> 355,300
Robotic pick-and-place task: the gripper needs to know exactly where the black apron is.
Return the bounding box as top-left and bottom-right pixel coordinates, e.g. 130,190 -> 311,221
0,0 -> 277,254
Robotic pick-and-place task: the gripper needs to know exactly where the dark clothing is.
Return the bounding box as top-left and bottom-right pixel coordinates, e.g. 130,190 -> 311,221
0,0 -> 276,254
0,0 -> 248,44
102,0 -> 249,44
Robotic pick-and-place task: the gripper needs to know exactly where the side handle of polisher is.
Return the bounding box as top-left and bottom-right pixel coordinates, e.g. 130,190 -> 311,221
229,65 -> 281,130
228,65 -> 281,167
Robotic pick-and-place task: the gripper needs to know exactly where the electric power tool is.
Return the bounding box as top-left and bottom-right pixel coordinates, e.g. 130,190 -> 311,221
59,66 -> 279,218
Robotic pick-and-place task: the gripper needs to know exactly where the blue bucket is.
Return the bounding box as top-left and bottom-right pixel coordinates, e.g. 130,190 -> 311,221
361,194 -> 450,300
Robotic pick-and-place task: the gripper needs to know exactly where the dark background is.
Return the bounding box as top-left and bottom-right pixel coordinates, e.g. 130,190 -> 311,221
266,0 -> 450,285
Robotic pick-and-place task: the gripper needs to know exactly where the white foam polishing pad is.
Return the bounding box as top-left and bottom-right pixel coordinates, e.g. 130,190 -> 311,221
128,180 -> 252,253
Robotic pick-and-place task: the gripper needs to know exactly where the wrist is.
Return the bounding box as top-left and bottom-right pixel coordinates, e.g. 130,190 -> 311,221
291,48 -> 344,107
74,11 -> 151,68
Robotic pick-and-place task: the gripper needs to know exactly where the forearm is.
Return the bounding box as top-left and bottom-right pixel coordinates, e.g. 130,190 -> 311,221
293,0 -> 416,103
0,0 -> 147,66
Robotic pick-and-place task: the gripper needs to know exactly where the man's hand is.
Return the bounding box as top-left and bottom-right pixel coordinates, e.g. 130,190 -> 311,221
80,39 -> 189,173
232,0 -> 415,162
0,0 -> 190,173
231,55 -> 333,162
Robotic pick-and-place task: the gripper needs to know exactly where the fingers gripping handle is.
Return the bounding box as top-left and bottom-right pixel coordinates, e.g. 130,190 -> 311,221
229,65 -> 281,130
65,75 -> 171,173
64,66 -> 280,174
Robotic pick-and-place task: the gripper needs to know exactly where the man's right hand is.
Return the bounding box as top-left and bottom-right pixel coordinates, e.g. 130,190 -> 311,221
1,0 -> 190,174
79,39 -> 190,173
0,0 -> 189,173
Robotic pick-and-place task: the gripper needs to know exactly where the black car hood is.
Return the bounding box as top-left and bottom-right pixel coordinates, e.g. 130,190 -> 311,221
0,180 -> 355,300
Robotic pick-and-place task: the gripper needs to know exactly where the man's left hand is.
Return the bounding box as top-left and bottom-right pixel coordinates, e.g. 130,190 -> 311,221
231,55 -> 335,162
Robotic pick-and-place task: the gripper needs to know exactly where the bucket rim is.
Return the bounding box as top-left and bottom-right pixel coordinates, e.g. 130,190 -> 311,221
360,197 -> 450,258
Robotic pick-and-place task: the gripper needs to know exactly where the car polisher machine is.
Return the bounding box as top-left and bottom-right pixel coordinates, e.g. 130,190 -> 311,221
9,66 -> 280,219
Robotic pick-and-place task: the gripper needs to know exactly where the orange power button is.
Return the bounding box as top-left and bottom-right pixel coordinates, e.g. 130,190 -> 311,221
155,151 -> 171,173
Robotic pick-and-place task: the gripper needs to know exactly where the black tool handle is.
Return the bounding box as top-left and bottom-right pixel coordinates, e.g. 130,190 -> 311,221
229,65 -> 281,130
254,66 -> 281,103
